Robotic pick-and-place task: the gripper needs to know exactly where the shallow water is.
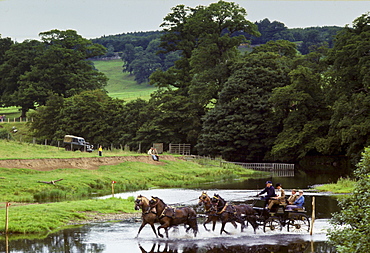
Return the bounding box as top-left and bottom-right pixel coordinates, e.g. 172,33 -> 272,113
3,188 -> 338,253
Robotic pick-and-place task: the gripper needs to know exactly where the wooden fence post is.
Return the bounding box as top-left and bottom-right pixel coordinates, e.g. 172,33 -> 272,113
310,196 -> 315,235
5,202 -> 10,234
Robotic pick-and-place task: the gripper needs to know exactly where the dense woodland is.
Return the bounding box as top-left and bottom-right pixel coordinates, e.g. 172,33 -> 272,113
0,1 -> 369,168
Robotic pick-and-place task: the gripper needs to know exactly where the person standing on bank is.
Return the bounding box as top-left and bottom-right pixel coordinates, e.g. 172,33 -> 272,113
98,145 -> 103,156
257,181 -> 276,207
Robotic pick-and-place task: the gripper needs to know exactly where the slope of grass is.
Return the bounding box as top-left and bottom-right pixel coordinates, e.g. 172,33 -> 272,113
92,59 -> 156,101
314,177 -> 355,193
0,139 -> 137,159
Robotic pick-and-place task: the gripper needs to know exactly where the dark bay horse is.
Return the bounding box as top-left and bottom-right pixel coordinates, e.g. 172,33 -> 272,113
211,194 -> 258,235
198,191 -> 237,232
149,196 -> 198,238
135,195 -> 158,238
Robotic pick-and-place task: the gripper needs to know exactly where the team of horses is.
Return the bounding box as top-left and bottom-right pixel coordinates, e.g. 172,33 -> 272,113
134,192 -> 259,238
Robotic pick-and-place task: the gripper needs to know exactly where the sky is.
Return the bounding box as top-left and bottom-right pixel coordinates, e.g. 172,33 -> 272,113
1,0 -> 369,41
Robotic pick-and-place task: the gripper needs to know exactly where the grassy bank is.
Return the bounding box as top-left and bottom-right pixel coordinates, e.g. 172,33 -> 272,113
0,198 -> 135,235
314,177 -> 355,193
0,139 -> 144,159
0,159 -> 261,203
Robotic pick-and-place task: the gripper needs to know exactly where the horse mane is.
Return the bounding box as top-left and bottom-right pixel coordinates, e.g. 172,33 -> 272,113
213,194 -> 226,206
151,196 -> 166,205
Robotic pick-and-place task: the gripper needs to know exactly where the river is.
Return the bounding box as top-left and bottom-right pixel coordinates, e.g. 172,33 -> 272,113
2,174 -> 342,253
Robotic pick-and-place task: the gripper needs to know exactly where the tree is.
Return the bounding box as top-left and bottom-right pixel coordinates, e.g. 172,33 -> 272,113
321,13 -> 370,164
328,147 -> 370,252
0,36 -> 13,65
268,65 -> 330,161
0,30 -> 107,117
147,1 -> 259,149
197,52 -> 292,161
28,90 -> 126,146
0,40 -> 44,114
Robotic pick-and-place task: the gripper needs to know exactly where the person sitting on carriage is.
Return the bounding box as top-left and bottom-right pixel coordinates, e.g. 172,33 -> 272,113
267,183 -> 286,210
286,190 -> 305,211
257,181 -> 276,208
287,189 -> 299,204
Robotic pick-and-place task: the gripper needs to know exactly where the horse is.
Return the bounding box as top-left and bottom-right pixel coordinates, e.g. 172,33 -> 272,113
134,195 -> 159,238
198,191 -> 238,232
149,196 -> 198,238
211,194 -> 258,235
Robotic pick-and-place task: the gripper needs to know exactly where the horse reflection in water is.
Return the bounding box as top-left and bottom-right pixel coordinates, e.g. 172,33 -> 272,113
211,193 -> 258,235
138,241 -> 310,253
198,191 -> 237,232
134,195 -> 159,238
149,196 -> 198,238
138,243 -> 178,253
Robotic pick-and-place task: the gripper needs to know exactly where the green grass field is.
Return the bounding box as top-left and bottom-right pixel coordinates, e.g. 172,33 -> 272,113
92,59 -> 156,101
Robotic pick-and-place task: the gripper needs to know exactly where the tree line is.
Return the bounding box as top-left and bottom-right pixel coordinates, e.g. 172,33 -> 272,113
91,18 -> 342,84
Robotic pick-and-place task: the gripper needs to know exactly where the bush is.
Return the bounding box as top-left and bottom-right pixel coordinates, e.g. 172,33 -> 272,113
328,147 -> 370,252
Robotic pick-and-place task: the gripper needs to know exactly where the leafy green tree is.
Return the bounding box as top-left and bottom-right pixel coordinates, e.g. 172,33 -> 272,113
29,90 -> 126,146
0,36 -> 13,65
321,13 -> 370,164
147,1 -> 259,149
269,65 -> 330,161
0,30 -> 107,117
197,52 -> 292,161
0,40 -> 44,114
328,147 -> 370,252
251,18 -> 293,44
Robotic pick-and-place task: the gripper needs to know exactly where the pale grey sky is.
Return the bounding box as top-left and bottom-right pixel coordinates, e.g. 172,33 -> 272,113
1,0 -> 369,41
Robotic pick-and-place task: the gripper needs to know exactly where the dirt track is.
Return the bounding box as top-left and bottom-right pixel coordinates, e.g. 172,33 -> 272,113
0,155 -> 181,171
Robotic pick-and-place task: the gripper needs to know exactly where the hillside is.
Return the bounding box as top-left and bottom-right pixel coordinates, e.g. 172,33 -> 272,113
92,59 -> 157,101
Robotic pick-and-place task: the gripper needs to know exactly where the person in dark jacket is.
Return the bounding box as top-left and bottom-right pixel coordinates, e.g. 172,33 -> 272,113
257,181 -> 277,207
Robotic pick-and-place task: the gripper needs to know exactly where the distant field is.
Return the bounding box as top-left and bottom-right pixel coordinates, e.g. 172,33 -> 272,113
92,59 -> 157,101
0,60 -> 156,118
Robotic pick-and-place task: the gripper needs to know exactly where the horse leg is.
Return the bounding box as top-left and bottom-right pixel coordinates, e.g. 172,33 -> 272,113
231,221 -> 237,229
150,223 -> 158,238
212,220 -> 217,231
157,225 -> 165,238
136,222 -> 146,238
203,216 -> 212,231
220,221 -> 230,235
246,216 -> 258,234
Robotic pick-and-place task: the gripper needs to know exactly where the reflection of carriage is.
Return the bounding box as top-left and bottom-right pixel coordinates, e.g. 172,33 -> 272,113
251,199 -> 310,233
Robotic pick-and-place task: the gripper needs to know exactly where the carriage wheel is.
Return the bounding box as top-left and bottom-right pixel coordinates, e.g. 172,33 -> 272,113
287,214 -> 310,233
263,217 -> 282,233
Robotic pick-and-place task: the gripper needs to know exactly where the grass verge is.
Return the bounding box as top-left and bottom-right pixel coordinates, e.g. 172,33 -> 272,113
0,197 -> 135,235
314,177 -> 355,193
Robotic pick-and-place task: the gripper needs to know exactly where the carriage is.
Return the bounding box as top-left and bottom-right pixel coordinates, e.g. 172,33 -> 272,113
251,198 -> 310,233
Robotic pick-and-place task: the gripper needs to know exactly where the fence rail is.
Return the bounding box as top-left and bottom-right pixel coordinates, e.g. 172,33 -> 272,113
169,143 -> 191,155
221,161 -> 294,177
0,117 -> 33,123
185,156 -> 294,177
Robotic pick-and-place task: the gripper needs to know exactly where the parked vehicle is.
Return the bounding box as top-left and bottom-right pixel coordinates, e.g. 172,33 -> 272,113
63,135 -> 93,152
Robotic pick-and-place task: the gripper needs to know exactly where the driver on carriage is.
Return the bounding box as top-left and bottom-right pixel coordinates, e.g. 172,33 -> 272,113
256,181 -> 276,208
267,183 -> 286,210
